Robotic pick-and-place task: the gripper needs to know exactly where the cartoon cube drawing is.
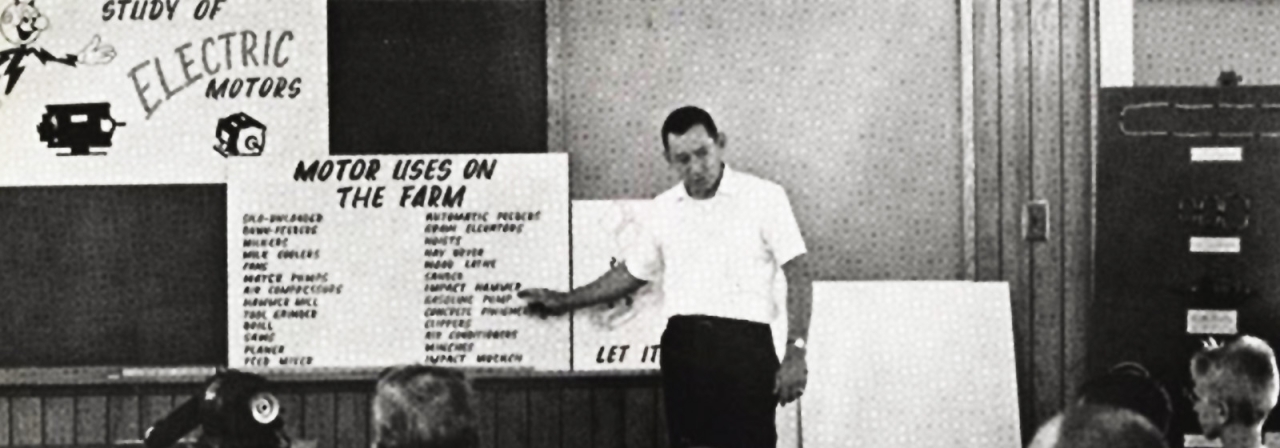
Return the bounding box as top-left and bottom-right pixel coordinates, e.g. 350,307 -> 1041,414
214,112 -> 266,157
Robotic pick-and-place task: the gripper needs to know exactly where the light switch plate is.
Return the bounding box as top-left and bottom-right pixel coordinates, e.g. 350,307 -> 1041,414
1023,200 -> 1049,242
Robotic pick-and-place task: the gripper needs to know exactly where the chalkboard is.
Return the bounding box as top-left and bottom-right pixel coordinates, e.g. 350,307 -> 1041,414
328,0 -> 548,155
0,185 -> 228,367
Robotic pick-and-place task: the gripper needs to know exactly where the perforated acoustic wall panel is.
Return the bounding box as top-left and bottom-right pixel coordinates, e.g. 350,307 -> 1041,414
558,1 -> 964,280
1134,0 -> 1280,86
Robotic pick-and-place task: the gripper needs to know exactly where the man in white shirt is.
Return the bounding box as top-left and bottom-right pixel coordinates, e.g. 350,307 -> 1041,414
520,106 -> 810,448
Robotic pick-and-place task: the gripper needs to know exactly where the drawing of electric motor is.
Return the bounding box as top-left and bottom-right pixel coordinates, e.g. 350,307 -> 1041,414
585,256 -> 643,331
36,102 -> 125,156
213,112 -> 266,157
586,203 -> 656,331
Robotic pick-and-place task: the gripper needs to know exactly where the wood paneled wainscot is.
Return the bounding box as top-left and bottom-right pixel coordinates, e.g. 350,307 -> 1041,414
0,368 -> 668,448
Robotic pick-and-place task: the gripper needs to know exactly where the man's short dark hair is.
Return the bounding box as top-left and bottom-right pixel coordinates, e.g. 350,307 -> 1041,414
1191,335 -> 1280,427
373,365 -> 478,448
661,106 -> 719,153
1077,363 -> 1172,432
1056,405 -> 1169,448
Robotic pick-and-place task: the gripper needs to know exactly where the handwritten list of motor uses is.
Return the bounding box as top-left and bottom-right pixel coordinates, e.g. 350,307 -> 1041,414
422,210 -> 547,365
239,212 -> 333,367
228,155 -> 570,370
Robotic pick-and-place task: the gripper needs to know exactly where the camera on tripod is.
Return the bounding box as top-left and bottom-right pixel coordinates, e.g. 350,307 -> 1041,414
143,370 -> 292,448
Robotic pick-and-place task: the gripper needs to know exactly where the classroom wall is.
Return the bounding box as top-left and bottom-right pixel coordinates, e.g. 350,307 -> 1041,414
0,0 -> 1106,445
1134,0 -> 1280,86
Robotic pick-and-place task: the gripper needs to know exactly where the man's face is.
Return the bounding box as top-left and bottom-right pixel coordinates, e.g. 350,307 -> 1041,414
0,1 -> 47,46
1191,378 -> 1227,439
665,124 -> 725,199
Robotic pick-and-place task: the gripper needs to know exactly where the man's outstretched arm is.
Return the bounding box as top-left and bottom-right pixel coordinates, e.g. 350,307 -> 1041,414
518,262 -> 647,316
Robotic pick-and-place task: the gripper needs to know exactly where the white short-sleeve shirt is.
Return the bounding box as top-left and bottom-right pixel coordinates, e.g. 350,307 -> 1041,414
623,164 -> 807,324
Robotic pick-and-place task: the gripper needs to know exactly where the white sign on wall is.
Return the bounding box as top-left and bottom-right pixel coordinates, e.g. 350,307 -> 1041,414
0,0 -> 328,186
804,282 -> 1020,448
227,154 -> 570,370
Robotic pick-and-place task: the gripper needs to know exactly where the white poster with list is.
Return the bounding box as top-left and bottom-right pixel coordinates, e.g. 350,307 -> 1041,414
227,154 -> 570,370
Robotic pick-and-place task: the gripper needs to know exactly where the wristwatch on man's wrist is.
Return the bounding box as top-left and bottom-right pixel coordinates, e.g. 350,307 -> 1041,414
789,337 -> 807,350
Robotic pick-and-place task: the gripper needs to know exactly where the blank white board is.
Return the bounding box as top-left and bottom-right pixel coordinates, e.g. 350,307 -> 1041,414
803,281 -> 1020,448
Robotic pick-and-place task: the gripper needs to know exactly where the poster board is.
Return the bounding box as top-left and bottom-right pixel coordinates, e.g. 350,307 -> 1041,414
570,200 -> 666,370
803,282 -> 1020,448
227,154 -> 570,370
0,0 -> 328,186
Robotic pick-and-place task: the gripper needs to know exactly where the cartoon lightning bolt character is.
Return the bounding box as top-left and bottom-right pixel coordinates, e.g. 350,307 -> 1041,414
0,0 -> 115,95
